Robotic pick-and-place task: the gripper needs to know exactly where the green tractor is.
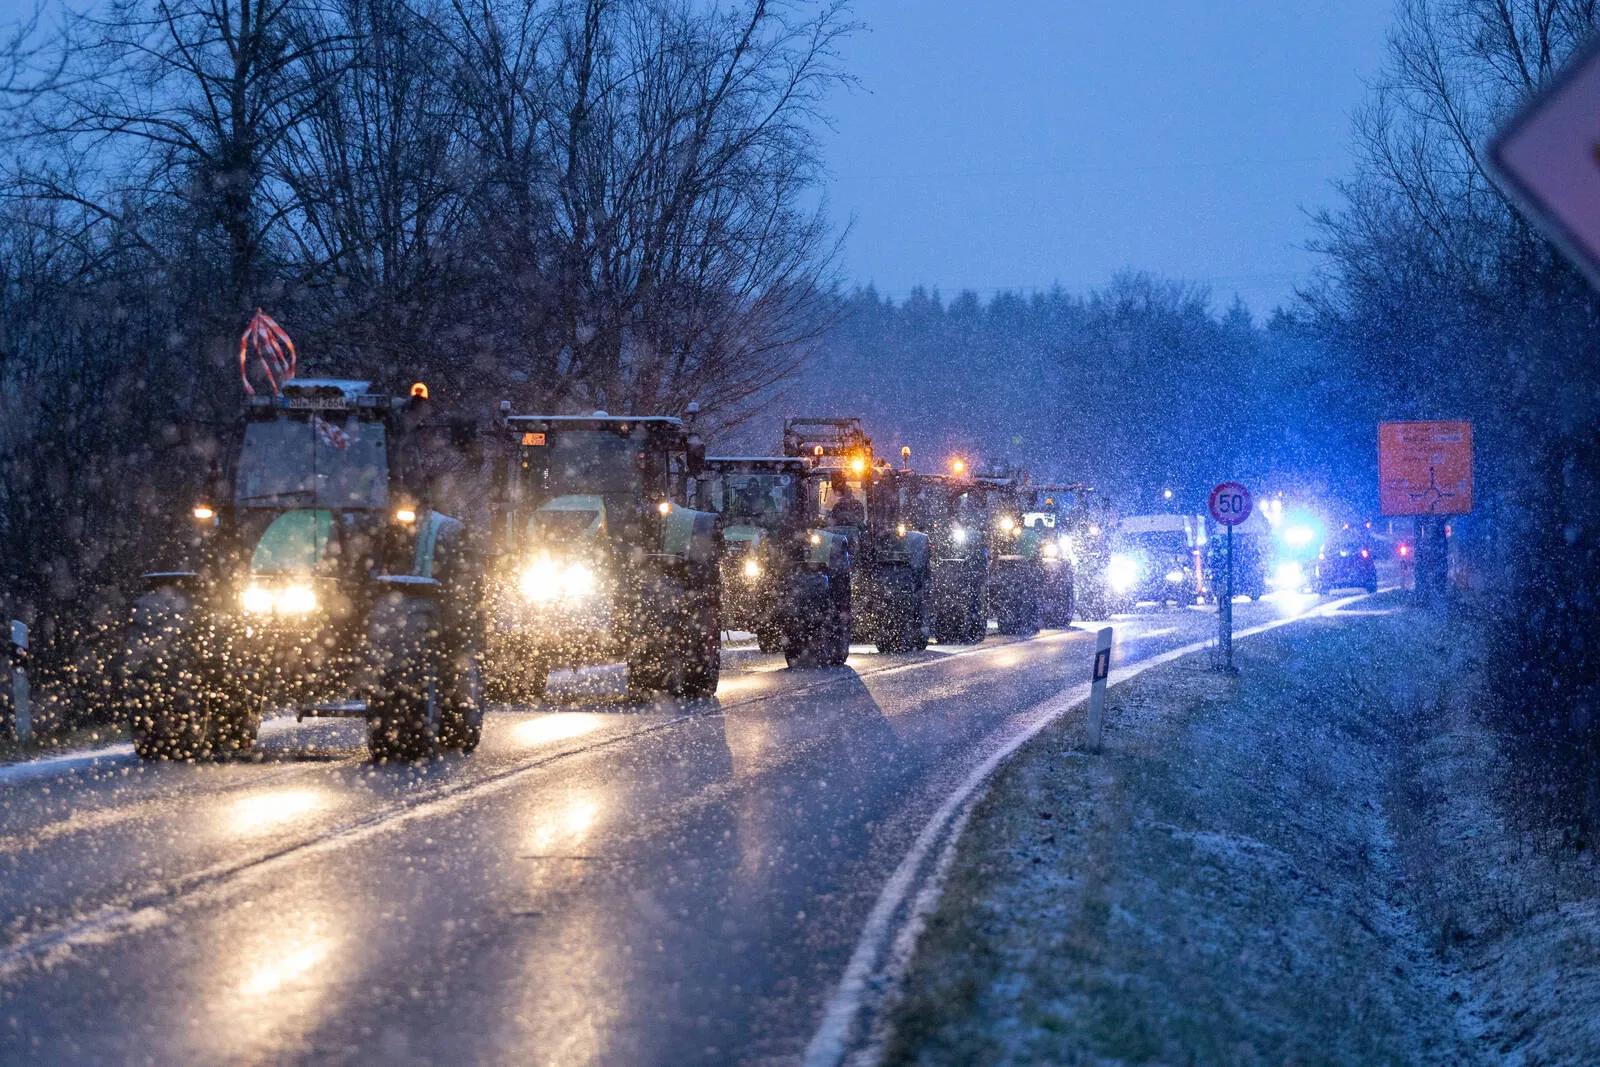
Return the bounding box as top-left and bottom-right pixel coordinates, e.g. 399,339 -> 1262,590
974,465 -> 1055,636
487,409 -> 722,700
906,470 -> 991,644
123,378 -> 486,762
782,417 -> 932,654
1021,484 -> 1087,628
699,456 -> 852,667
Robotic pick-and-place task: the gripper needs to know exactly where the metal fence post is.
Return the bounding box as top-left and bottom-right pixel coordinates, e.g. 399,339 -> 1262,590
1085,626 -> 1112,751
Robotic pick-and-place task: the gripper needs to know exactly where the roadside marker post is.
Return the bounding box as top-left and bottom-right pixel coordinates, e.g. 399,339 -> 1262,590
6,621 -> 29,742
1208,483 -> 1253,674
1085,626 -> 1113,750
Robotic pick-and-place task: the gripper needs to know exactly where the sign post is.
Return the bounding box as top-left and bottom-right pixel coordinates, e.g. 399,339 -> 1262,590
1208,482 -> 1253,674
1085,626 -> 1113,751
1378,421 -> 1473,602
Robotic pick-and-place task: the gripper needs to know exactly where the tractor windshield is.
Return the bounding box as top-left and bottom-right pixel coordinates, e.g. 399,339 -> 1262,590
717,472 -> 796,528
544,431 -> 641,496
235,414 -> 388,510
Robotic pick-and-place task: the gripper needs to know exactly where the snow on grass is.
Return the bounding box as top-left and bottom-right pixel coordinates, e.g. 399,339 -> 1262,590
883,596 -> 1600,1065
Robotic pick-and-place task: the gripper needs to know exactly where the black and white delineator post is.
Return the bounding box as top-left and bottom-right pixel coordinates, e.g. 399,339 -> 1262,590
1207,482 -> 1253,675
1085,626 -> 1112,750
5,621 -> 29,742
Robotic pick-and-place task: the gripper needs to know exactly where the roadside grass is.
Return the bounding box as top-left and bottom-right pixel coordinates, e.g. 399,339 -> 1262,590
883,596 -> 1486,1066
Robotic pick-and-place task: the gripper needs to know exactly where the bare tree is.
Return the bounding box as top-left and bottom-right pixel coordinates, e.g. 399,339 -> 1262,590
529,0 -> 855,426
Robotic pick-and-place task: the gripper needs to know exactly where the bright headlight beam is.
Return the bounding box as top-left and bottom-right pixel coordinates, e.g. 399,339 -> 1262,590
241,584 -> 275,614
278,584 -> 317,614
1283,523 -> 1317,548
1107,553 -> 1140,594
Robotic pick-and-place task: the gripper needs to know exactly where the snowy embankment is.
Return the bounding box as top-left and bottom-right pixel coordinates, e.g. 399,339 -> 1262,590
883,595 -> 1600,1065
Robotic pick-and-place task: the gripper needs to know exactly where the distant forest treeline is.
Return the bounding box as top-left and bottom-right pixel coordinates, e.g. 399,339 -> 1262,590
742,275 -> 1375,514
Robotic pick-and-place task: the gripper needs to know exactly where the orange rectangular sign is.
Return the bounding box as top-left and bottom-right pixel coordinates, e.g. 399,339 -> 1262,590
521,432 -> 546,446
1378,421 -> 1473,516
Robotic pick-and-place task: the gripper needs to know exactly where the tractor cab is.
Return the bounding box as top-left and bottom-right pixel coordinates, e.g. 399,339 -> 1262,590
490,410 -> 722,699
700,456 -> 852,663
126,376 -> 485,763
221,380 -> 432,599
783,417 -> 931,653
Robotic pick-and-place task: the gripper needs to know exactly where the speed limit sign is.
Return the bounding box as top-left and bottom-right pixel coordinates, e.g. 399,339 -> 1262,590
1209,482 -> 1253,526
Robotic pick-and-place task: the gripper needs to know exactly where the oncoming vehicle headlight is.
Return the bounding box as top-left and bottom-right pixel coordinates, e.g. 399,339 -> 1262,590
241,581 -> 318,616
742,557 -> 762,581
1042,540 -> 1060,560
1272,561 -> 1306,591
519,557 -> 597,603
1164,568 -> 1185,584
1106,553 -> 1140,594
951,525 -> 968,545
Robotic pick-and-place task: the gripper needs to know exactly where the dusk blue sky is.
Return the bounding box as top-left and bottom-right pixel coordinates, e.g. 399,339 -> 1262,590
818,1 -> 1396,314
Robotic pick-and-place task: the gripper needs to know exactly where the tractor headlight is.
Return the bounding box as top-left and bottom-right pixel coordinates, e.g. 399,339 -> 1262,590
278,583 -> 318,614
1107,553 -> 1140,594
742,557 -> 762,581
519,557 -> 597,603
241,584 -> 276,615
1165,568 -> 1185,584
241,581 -> 318,615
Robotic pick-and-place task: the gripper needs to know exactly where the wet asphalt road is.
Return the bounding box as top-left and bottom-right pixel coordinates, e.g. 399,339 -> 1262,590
0,594 -> 1348,1064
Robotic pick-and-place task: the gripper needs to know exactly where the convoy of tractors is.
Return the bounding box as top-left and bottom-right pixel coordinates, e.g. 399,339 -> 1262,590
122,379 -> 1115,763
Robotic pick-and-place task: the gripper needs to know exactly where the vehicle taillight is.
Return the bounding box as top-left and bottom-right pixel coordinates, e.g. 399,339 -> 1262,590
1360,548 -> 1370,559
1397,544 -> 1410,558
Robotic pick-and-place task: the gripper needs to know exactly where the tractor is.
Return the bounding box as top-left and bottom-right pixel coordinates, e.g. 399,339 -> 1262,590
123,378 -> 486,762
1021,483 -> 1089,627
781,418 -> 932,654
699,456 -> 852,667
974,464 -> 1058,635
488,409 -> 722,700
906,470 -> 991,644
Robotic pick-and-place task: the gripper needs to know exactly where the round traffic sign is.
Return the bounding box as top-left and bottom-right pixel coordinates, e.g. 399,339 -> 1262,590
1209,482 -> 1253,526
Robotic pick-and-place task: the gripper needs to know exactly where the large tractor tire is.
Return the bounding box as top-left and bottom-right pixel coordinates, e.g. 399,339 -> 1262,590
756,625 -> 784,654
875,569 -> 932,654
630,579 -> 721,699
127,591 -> 258,761
366,593 -> 455,762
785,597 -> 851,669
438,648 -> 485,753
1041,580 -> 1075,629
994,566 -> 1042,636
934,577 -> 985,646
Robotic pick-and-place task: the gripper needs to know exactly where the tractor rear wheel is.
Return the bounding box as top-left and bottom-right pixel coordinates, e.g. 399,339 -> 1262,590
366,594 -> 446,762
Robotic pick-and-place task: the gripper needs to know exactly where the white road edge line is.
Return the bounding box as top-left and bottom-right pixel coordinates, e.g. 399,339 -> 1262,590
802,589 -> 1386,1067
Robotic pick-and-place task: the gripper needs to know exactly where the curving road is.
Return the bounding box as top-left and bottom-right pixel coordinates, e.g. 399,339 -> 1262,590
0,593 -> 1352,1064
